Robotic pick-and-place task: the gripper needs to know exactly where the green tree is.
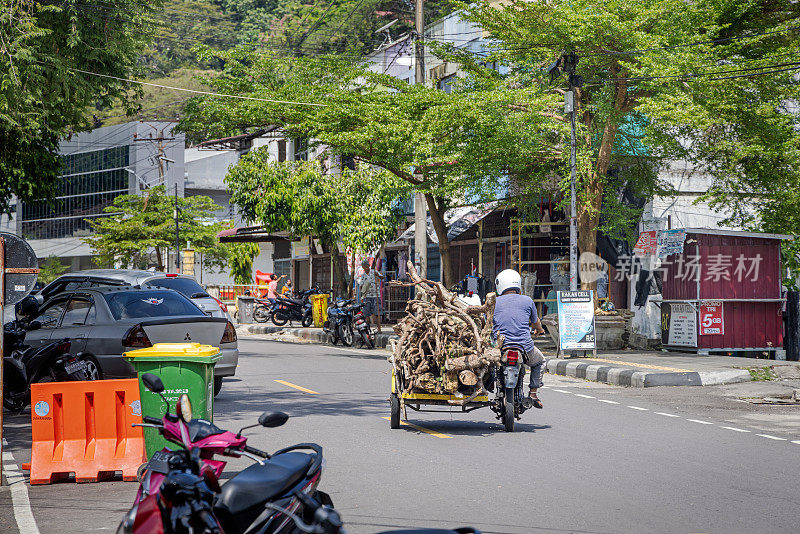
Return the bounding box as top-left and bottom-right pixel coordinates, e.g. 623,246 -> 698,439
461,0 -> 799,289
38,255 -> 70,285
229,242 -> 261,284
0,0 -> 162,213
225,157 -> 408,294
83,186 -> 229,272
179,51 -> 558,286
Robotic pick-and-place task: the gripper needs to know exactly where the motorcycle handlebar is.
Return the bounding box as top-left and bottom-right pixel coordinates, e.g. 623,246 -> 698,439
143,416 -> 163,425
243,445 -> 270,459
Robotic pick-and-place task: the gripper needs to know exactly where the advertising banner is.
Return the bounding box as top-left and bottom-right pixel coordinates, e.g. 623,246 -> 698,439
556,290 -> 597,350
657,228 -> 687,257
661,302 -> 698,347
699,301 -> 724,335
633,231 -> 657,256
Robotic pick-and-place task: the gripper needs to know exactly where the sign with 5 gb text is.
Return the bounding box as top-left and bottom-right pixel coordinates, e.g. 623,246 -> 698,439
699,301 -> 724,335
556,290 -> 597,350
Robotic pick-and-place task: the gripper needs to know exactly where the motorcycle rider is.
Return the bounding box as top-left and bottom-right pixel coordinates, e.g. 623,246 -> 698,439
493,269 -> 546,409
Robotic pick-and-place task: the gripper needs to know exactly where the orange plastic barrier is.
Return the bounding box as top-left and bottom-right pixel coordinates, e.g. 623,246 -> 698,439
23,379 -> 145,485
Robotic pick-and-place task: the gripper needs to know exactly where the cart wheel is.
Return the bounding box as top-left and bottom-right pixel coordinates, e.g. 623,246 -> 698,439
390,394 -> 401,429
502,388 -> 515,432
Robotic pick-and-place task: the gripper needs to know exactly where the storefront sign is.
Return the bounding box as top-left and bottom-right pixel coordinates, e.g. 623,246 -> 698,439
633,231 -> 657,256
657,229 -> 686,257
699,301 -> 724,335
661,302 -> 698,347
292,237 -> 310,258
556,290 -> 597,350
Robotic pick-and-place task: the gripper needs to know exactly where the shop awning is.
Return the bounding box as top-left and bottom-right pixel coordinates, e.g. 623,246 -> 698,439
217,226 -> 297,243
394,203 -> 497,245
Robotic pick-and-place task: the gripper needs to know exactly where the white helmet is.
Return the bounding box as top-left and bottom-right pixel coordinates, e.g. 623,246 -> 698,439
495,269 -> 522,295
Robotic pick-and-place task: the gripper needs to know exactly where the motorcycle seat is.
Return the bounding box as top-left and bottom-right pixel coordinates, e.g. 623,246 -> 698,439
214,452 -> 313,517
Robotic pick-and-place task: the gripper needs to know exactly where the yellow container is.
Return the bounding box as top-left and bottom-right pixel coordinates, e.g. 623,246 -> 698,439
311,294 -> 329,327
124,342 -> 220,359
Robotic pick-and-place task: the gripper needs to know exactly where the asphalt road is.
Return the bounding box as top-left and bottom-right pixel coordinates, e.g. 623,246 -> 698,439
3,337 -> 800,533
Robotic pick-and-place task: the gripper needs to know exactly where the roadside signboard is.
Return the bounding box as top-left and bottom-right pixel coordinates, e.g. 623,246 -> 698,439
633,230 -> 657,256
661,302 -> 698,347
699,301 -> 724,335
556,290 -> 597,350
657,228 -> 687,257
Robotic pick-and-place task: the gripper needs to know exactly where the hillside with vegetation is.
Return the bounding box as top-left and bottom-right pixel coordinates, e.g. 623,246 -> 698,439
96,0 -> 454,125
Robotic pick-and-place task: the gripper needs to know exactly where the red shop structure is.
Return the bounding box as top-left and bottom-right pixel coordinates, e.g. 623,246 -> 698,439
660,229 -> 791,357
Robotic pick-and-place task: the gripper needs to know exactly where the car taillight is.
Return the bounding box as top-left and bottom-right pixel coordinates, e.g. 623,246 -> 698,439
506,350 -> 519,366
166,273 -> 178,278
211,295 -> 228,313
124,324 -> 152,348
221,321 -> 237,344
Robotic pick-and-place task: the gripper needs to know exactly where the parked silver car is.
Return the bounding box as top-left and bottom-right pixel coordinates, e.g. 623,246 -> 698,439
37,269 -> 230,319
24,286 -> 238,396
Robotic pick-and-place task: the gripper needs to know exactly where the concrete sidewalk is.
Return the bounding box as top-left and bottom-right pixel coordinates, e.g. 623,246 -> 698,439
239,323 -> 800,390
544,349 -> 800,389
244,324 -> 398,349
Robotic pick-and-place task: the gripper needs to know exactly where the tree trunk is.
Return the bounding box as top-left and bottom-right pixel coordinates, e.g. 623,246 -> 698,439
425,194 -> 455,288
577,79 -> 628,292
330,241 -> 350,298
155,247 -> 163,271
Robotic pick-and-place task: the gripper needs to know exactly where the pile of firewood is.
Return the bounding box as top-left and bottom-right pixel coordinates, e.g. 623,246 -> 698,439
390,261 -> 503,401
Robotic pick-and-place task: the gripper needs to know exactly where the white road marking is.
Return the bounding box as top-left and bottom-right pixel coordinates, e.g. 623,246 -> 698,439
791,440 -> 800,445
627,406 -> 649,411
2,439 -> 40,534
721,426 -> 751,433
551,389 -> 570,393
655,412 -> 680,418
686,419 -> 714,425
573,394 -> 595,399
598,399 -> 619,404
756,434 -> 787,441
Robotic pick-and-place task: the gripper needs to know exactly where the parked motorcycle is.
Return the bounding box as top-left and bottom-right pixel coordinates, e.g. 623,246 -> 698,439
121,373 -> 335,534
490,342 -> 529,432
3,299 -> 100,412
253,297 -> 275,323
323,299 -> 373,348
271,295 -> 313,327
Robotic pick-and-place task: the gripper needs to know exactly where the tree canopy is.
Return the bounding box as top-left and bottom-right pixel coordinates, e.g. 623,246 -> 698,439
178,50 -> 560,286
225,156 -> 408,293
83,186 -> 229,272
0,0 -> 162,213
460,0 -> 800,287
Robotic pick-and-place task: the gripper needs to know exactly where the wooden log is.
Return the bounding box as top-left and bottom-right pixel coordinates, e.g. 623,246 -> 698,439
459,370 -> 478,386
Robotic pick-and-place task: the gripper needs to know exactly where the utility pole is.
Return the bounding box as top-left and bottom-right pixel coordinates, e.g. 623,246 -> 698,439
413,0 -> 427,279
563,52 -> 581,292
174,184 -> 180,273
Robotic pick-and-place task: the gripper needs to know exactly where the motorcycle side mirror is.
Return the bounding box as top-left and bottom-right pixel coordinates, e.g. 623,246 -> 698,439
27,321 -> 42,331
259,411 -> 289,428
142,373 -> 165,393
236,410 -> 289,437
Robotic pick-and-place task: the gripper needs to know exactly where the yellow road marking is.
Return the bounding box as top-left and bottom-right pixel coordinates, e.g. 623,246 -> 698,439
275,380 -> 319,394
585,358 -> 692,373
382,417 -> 452,439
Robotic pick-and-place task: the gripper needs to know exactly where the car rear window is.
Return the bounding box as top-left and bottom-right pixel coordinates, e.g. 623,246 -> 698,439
142,277 -> 208,299
104,290 -> 204,320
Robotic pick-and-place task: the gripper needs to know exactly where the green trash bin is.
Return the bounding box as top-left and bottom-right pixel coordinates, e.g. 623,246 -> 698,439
124,343 -> 222,459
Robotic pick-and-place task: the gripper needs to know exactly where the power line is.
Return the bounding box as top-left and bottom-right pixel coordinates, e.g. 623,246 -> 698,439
68,68 -> 327,106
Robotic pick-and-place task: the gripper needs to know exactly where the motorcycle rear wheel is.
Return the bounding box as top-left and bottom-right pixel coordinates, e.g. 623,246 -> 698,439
253,306 -> 270,323
502,388 -> 515,432
338,324 -> 354,346
302,312 -> 313,328
360,329 -> 375,349
272,310 -> 289,326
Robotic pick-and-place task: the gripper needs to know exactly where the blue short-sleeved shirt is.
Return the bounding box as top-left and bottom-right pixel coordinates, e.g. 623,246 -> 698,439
492,293 -> 539,354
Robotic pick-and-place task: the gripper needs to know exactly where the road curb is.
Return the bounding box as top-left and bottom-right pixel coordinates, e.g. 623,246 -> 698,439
545,359 -> 752,387
245,325 -> 398,349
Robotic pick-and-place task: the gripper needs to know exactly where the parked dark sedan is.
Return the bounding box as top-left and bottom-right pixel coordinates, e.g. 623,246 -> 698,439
22,286 -> 238,395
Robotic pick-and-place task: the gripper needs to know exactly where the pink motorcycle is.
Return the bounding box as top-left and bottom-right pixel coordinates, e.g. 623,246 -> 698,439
120,373 -> 338,534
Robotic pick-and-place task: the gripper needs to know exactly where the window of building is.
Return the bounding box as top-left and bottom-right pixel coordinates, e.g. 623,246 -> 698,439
437,75 -> 456,94
277,139 -> 286,162
293,137 -> 309,161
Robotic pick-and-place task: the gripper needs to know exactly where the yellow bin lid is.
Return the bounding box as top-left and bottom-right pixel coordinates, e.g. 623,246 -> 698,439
125,342 -> 221,359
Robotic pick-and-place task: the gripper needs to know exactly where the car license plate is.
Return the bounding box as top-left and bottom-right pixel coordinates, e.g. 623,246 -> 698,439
65,360 -> 87,374
145,450 -> 174,474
